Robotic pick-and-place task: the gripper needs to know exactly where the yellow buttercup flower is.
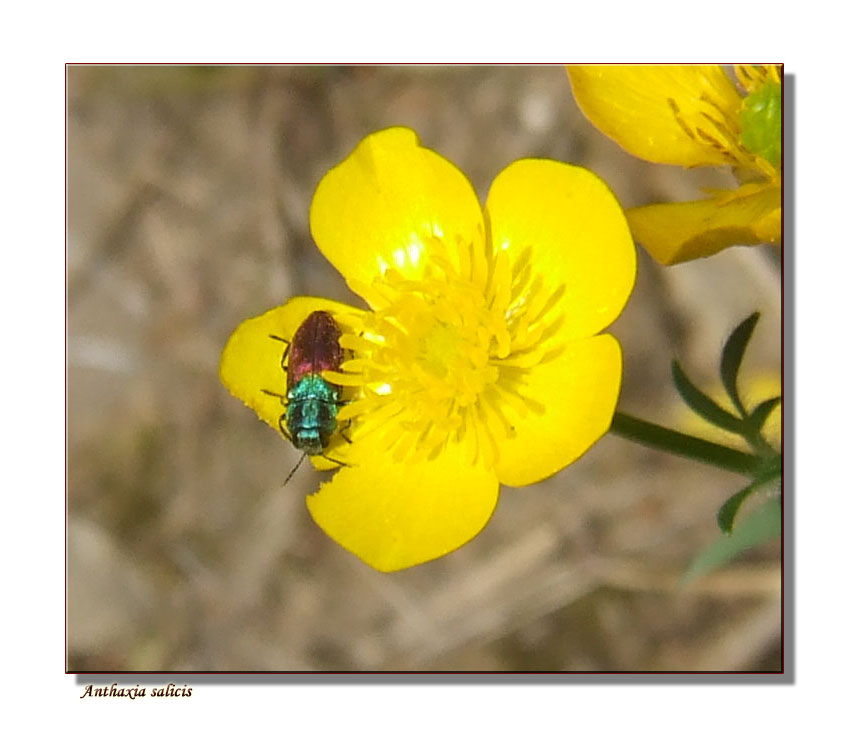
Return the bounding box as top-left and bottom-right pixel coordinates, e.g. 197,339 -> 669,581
220,127 -> 636,572
567,65 -> 781,265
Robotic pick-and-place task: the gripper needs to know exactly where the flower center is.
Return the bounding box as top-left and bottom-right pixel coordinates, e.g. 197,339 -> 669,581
328,236 -> 562,468
667,65 -> 780,183
422,322 -> 462,378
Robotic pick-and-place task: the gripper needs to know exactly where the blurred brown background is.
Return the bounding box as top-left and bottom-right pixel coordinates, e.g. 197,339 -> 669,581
67,65 -> 781,672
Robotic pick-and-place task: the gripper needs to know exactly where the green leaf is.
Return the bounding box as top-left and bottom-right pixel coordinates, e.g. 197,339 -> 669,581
716,468 -> 780,533
672,360 -> 746,435
720,312 -> 760,416
747,396 -> 782,433
683,497 -> 781,583
717,483 -> 759,534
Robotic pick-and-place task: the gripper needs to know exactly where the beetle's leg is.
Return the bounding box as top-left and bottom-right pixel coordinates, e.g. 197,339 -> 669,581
321,453 -> 349,468
269,334 -> 290,370
262,388 -> 288,406
278,414 -> 293,442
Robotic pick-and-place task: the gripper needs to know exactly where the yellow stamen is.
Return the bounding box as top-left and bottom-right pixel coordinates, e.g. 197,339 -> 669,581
342,234 -> 564,468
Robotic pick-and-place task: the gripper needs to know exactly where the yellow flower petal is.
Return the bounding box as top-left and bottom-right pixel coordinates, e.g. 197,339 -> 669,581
751,204 -> 781,244
627,184 -> 781,265
306,440 -> 499,572
495,334 -> 622,487
310,127 -> 485,299
219,296 -> 364,433
486,159 -> 636,340
567,65 -> 742,167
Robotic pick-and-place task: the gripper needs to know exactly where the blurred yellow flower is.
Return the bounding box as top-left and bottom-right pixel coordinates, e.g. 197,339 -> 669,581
567,65 -> 781,265
220,127 -> 636,571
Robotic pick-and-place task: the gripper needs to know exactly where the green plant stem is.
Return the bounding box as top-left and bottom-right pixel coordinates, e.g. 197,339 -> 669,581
609,412 -> 764,476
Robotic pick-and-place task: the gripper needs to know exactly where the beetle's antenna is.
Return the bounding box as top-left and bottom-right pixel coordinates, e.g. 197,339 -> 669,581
283,452 -> 308,486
